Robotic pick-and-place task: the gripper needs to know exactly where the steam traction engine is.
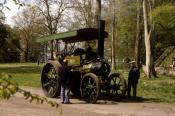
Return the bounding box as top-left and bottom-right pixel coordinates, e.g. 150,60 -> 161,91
37,20 -> 126,103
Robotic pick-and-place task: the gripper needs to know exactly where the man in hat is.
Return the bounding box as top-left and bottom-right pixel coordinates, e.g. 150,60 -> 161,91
127,61 -> 140,99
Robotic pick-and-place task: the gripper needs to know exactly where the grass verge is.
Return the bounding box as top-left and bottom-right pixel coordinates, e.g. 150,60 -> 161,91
138,75 -> 175,103
115,67 -> 175,103
0,63 -> 43,87
0,63 -> 175,103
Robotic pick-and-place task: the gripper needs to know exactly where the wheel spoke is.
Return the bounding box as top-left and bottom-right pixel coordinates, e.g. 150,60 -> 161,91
107,74 -> 126,98
43,81 -> 51,87
48,86 -> 54,95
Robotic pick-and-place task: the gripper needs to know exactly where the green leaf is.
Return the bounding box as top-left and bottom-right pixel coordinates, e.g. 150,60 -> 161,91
9,86 -> 18,94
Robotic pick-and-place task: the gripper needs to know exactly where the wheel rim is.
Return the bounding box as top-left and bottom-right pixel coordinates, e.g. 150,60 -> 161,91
42,64 -> 60,97
107,73 -> 126,98
81,74 -> 99,103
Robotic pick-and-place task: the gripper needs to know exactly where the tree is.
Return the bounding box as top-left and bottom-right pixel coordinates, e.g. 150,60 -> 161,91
34,0 -> 72,59
13,7 -> 44,62
112,0 -> 137,61
134,0 -> 142,68
0,9 -> 7,47
0,23 -> 8,48
69,0 -> 102,52
69,0 -> 101,49
143,0 -> 151,78
0,1 -> 60,108
151,2 -> 175,66
152,3 -> 175,48
0,26 -> 21,62
142,0 -> 157,78
111,0 -> 116,70
70,0 -> 96,29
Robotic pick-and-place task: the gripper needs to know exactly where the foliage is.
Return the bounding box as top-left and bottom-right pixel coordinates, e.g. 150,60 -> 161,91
0,72 -> 60,108
0,23 -> 8,47
113,0 -> 137,60
13,7 -> 45,62
1,0 -> 175,67
70,0 -> 96,29
0,26 -> 21,63
0,73 -> 17,99
151,3 -> 175,48
150,3 -> 175,62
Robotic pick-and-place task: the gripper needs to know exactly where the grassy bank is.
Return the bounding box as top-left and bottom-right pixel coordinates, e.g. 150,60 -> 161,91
138,75 -> 175,103
114,68 -> 175,103
0,63 -> 43,87
0,63 -> 175,103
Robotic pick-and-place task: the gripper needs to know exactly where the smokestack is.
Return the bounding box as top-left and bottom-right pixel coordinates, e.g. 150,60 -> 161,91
97,20 -> 105,59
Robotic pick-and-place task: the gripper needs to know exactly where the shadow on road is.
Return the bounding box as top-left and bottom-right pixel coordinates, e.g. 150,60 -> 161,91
69,94 -> 163,105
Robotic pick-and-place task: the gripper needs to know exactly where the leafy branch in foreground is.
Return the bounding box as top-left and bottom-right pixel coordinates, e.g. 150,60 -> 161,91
0,73 -> 60,108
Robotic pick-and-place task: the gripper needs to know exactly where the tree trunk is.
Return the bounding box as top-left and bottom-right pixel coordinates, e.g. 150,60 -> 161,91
111,0 -> 116,70
143,0 -> 152,78
150,0 -> 158,77
135,0 -> 142,68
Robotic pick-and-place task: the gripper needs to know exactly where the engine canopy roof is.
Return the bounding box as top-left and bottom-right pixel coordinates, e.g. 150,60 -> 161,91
36,28 -> 108,43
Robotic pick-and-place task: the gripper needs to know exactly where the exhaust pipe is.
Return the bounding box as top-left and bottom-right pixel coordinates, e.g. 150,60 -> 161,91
97,20 -> 105,59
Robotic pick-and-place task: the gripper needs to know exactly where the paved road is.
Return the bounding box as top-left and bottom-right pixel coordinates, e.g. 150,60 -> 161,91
0,87 -> 175,116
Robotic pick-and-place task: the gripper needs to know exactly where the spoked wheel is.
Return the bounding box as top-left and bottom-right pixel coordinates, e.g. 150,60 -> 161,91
80,73 -> 99,103
107,73 -> 126,99
41,61 -> 61,98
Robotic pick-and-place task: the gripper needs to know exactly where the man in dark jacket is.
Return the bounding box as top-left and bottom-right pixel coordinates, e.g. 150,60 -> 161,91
59,60 -> 71,104
127,61 -> 140,99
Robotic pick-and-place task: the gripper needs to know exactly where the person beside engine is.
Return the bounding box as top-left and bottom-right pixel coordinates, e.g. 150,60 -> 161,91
127,61 -> 140,99
59,59 -> 72,104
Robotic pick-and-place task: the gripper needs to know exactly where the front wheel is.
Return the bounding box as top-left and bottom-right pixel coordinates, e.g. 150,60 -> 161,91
80,73 -> 99,103
107,73 -> 126,99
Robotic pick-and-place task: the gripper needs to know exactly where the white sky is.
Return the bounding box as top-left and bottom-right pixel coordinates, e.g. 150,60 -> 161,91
2,0 -> 33,26
2,0 -> 20,26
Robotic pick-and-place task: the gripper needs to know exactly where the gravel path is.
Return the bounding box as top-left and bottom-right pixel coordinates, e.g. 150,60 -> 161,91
0,87 -> 175,116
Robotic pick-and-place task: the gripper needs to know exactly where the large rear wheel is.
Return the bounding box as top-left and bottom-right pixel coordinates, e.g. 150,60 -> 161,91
41,61 -> 61,98
80,73 -> 99,103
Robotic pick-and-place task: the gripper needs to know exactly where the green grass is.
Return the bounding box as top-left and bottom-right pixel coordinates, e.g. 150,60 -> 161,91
0,63 -> 175,103
0,63 -> 43,87
137,75 -> 175,103
114,67 -> 175,103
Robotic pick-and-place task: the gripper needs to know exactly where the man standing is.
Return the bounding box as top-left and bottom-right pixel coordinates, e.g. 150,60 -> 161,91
127,61 -> 140,99
59,59 -> 71,104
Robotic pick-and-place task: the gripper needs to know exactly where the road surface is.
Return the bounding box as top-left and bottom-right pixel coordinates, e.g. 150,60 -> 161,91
0,87 -> 175,116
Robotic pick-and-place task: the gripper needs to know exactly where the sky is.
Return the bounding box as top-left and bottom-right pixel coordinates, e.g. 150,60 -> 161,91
3,0 -> 19,26
1,0 -> 33,26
